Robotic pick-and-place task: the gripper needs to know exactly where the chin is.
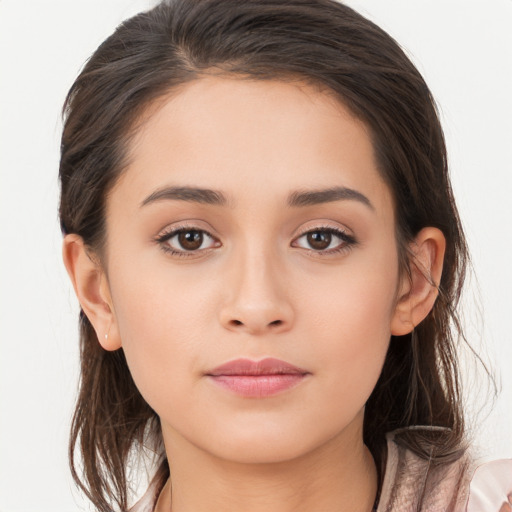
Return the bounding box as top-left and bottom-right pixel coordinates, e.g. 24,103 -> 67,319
195,419 -> 349,465
212,438 -> 318,465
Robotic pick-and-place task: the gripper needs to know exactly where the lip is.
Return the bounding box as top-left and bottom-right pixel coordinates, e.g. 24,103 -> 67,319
206,358 -> 309,398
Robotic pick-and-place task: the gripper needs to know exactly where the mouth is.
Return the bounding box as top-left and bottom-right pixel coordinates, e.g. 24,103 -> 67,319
206,358 -> 310,398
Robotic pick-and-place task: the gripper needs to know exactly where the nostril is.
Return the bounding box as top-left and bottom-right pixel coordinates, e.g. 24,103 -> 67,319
269,320 -> 283,327
230,320 -> 243,326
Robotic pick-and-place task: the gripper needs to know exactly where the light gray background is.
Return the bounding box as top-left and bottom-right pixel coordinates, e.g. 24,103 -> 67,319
1,1 -> 511,510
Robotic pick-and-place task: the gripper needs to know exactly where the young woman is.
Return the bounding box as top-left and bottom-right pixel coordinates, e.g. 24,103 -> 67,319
59,0 -> 512,510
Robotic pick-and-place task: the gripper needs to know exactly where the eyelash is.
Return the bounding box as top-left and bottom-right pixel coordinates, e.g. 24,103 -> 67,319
154,224 -> 219,258
293,226 -> 357,256
154,225 -> 357,258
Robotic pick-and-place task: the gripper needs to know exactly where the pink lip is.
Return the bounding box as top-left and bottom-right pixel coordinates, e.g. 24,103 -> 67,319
206,358 -> 309,398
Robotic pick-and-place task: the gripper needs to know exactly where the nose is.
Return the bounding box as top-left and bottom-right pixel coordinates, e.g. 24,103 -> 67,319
218,248 -> 294,335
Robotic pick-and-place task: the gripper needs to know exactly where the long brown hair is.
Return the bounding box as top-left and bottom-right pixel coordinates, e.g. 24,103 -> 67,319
59,1 -> 471,510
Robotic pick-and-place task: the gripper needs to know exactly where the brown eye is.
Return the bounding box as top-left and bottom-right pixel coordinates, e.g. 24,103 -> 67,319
306,231 -> 332,250
157,228 -> 219,255
292,227 -> 355,254
178,230 -> 204,250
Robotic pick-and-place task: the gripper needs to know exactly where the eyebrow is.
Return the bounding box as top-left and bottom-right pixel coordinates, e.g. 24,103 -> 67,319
141,186 -> 228,207
140,185 -> 373,210
287,187 -> 374,210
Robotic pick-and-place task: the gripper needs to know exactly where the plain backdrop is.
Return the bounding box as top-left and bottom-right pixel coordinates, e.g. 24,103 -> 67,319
1,1 -> 511,510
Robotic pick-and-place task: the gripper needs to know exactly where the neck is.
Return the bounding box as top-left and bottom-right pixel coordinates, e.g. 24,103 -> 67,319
156,420 -> 377,512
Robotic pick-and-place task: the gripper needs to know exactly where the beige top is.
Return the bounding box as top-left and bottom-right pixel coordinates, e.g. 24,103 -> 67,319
130,428 -> 512,512
378,429 -> 512,511
377,429 -> 475,511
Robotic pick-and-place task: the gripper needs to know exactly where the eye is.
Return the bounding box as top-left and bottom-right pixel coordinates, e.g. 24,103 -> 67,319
155,227 -> 220,255
292,227 -> 356,253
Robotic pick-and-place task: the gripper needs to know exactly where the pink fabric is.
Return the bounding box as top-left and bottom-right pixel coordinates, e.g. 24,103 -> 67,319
466,459 -> 512,512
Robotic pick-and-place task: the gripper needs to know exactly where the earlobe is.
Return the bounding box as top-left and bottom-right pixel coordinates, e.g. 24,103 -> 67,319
391,227 -> 446,336
62,234 -> 122,351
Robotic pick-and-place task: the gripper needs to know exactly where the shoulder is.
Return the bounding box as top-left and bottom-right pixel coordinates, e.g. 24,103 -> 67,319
377,427 -> 512,512
466,458 -> 512,512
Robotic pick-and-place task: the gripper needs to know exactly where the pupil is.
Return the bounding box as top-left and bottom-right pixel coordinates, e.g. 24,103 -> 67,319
178,230 -> 203,250
307,231 -> 331,250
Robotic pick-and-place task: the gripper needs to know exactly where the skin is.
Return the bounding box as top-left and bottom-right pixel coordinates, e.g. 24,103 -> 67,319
64,76 -> 446,512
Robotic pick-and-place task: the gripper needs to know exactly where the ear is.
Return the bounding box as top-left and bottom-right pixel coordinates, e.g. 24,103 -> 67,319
62,234 -> 122,351
391,227 -> 446,336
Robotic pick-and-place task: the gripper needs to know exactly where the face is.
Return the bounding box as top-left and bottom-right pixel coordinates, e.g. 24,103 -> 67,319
103,76 -> 401,464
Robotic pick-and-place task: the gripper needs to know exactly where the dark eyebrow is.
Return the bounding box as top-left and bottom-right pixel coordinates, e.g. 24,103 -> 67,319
141,186 -> 228,207
287,186 -> 374,210
140,185 -> 372,210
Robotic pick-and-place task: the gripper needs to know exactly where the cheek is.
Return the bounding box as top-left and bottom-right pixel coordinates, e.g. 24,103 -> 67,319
301,252 -> 399,403
107,260 -> 220,411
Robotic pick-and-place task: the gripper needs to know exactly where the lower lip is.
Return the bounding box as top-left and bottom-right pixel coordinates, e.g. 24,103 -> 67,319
208,374 -> 306,397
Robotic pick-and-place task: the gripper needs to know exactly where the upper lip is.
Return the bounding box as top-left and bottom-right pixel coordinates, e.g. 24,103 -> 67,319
207,357 -> 308,376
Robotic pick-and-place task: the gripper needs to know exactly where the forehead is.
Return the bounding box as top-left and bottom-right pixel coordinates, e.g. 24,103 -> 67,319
116,75 -> 392,215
